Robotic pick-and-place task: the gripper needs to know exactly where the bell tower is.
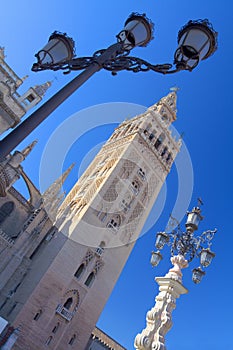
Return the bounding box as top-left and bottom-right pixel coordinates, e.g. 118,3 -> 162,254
11,91 -> 181,350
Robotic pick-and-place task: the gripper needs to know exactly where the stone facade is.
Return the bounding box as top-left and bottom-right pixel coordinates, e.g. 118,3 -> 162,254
0,58 -> 181,350
0,47 -> 51,134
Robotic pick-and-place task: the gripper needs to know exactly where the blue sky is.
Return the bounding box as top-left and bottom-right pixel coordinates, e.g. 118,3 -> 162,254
1,1 -> 232,349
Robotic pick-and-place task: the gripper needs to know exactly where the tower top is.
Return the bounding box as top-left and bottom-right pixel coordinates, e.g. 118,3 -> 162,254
43,163 -> 75,198
148,89 -> 178,126
157,90 -> 177,115
33,81 -> 52,97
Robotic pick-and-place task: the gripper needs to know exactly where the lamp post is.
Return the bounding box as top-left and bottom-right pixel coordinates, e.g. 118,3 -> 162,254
134,201 -> 217,350
0,14 -> 217,160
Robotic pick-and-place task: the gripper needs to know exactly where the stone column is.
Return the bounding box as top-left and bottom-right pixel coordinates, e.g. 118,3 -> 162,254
134,255 -> 188,350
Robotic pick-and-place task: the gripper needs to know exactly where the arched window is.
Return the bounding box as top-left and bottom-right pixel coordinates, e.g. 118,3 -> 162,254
107,215 -> 121,232
154,133 -> 165,150
138,168 -> 146,181
45,336 -> 53,346
148,129 -> 156,141
0,201 -> 14,224
131,180 -> 140,194
52,322 -> 60,334
84,272 -> 95,287
33,309 -> 42,321
63,297 -> 73,310
166,153 -> 172,164
68,334 -> 76,345
143,123 -> 152,135
74,264 -> 85,279
161,146 -> 168,157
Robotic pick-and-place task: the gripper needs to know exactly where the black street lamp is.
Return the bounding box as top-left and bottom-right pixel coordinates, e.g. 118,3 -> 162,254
0,13 -> 217,160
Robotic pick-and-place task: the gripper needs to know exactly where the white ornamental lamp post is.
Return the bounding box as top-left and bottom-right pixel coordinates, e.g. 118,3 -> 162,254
134,201 -> 217,350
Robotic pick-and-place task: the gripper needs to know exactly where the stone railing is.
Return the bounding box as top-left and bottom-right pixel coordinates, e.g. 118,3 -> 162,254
0,228 -> 14,246
55,304 -> 74,321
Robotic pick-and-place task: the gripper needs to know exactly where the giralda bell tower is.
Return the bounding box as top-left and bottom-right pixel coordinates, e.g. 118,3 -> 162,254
12,91 -> 181,349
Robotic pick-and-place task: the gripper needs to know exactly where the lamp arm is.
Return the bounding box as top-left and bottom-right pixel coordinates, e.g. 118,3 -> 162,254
32,49 -> 182,75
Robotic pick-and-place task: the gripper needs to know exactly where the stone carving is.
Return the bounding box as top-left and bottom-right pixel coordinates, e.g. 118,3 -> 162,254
134,255 -> 188,350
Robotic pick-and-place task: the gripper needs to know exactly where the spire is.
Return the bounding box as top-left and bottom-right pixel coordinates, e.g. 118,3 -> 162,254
7,140 -> 37,169
21,140 -> 38,158
0,46 -> 6,59
43,163 -> 75,199
151,88 -> 179,125
159,89 -> 178,114
33,81 -> 52,97
42,163 -> 74,220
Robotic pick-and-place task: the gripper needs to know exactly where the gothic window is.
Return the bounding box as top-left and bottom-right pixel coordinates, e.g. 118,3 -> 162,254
68,334 -> 76,345
84,272 -> 95,287
45,336 -> 53,346
138,168 -> 146,181
166,153 -> 172,164
74,264 -> 85,279
95,241 -> 105,256
33,309 -> 42,321
0,201 -> 14,224
26,94 -> 36,103
148,129 -> 156,141
154,133 -> 165,150
52,323 -> 60,334
143,123 -> 152,135
107,215 -> 121,232
63,297 -> 73,310
161,146 -> 168,157
131,180 -> 140,195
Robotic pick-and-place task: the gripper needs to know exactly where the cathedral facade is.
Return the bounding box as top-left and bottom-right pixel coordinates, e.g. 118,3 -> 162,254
0,48 -> 181,349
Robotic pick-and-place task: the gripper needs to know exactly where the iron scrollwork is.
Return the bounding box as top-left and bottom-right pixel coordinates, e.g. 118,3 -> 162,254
34,47 -> 179,75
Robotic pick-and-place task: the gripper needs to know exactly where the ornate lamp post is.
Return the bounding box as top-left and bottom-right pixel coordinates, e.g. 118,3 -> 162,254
0,14 -> 217,160
134,202 -> 217,350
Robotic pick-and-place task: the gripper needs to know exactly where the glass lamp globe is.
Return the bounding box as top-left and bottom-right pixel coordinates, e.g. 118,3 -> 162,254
150,251 -> 163,267
32,31 -> 75,70
192,267 -> 205,284
200,248 -> 215,267
174,19 -> 218,71
155,232 -> 169,250
117,13 -> 154,49
185,207 -> 203,233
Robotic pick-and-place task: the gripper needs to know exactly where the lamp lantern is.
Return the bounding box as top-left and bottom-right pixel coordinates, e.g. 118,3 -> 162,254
185,206 -> 203,233
200,248 -> 215,267
117,13 -> 154,49
155,232 -> 169,250
174,19 -> 218,71
32,31 -> 75,71
150,251 -> 163,267
192,267 -> 206,284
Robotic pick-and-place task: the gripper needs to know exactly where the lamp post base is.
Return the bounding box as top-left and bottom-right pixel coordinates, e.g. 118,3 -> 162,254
134,255 -> 188,350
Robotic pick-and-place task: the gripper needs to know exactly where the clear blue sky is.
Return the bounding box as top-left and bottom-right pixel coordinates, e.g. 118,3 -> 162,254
1,1 -> 232,349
